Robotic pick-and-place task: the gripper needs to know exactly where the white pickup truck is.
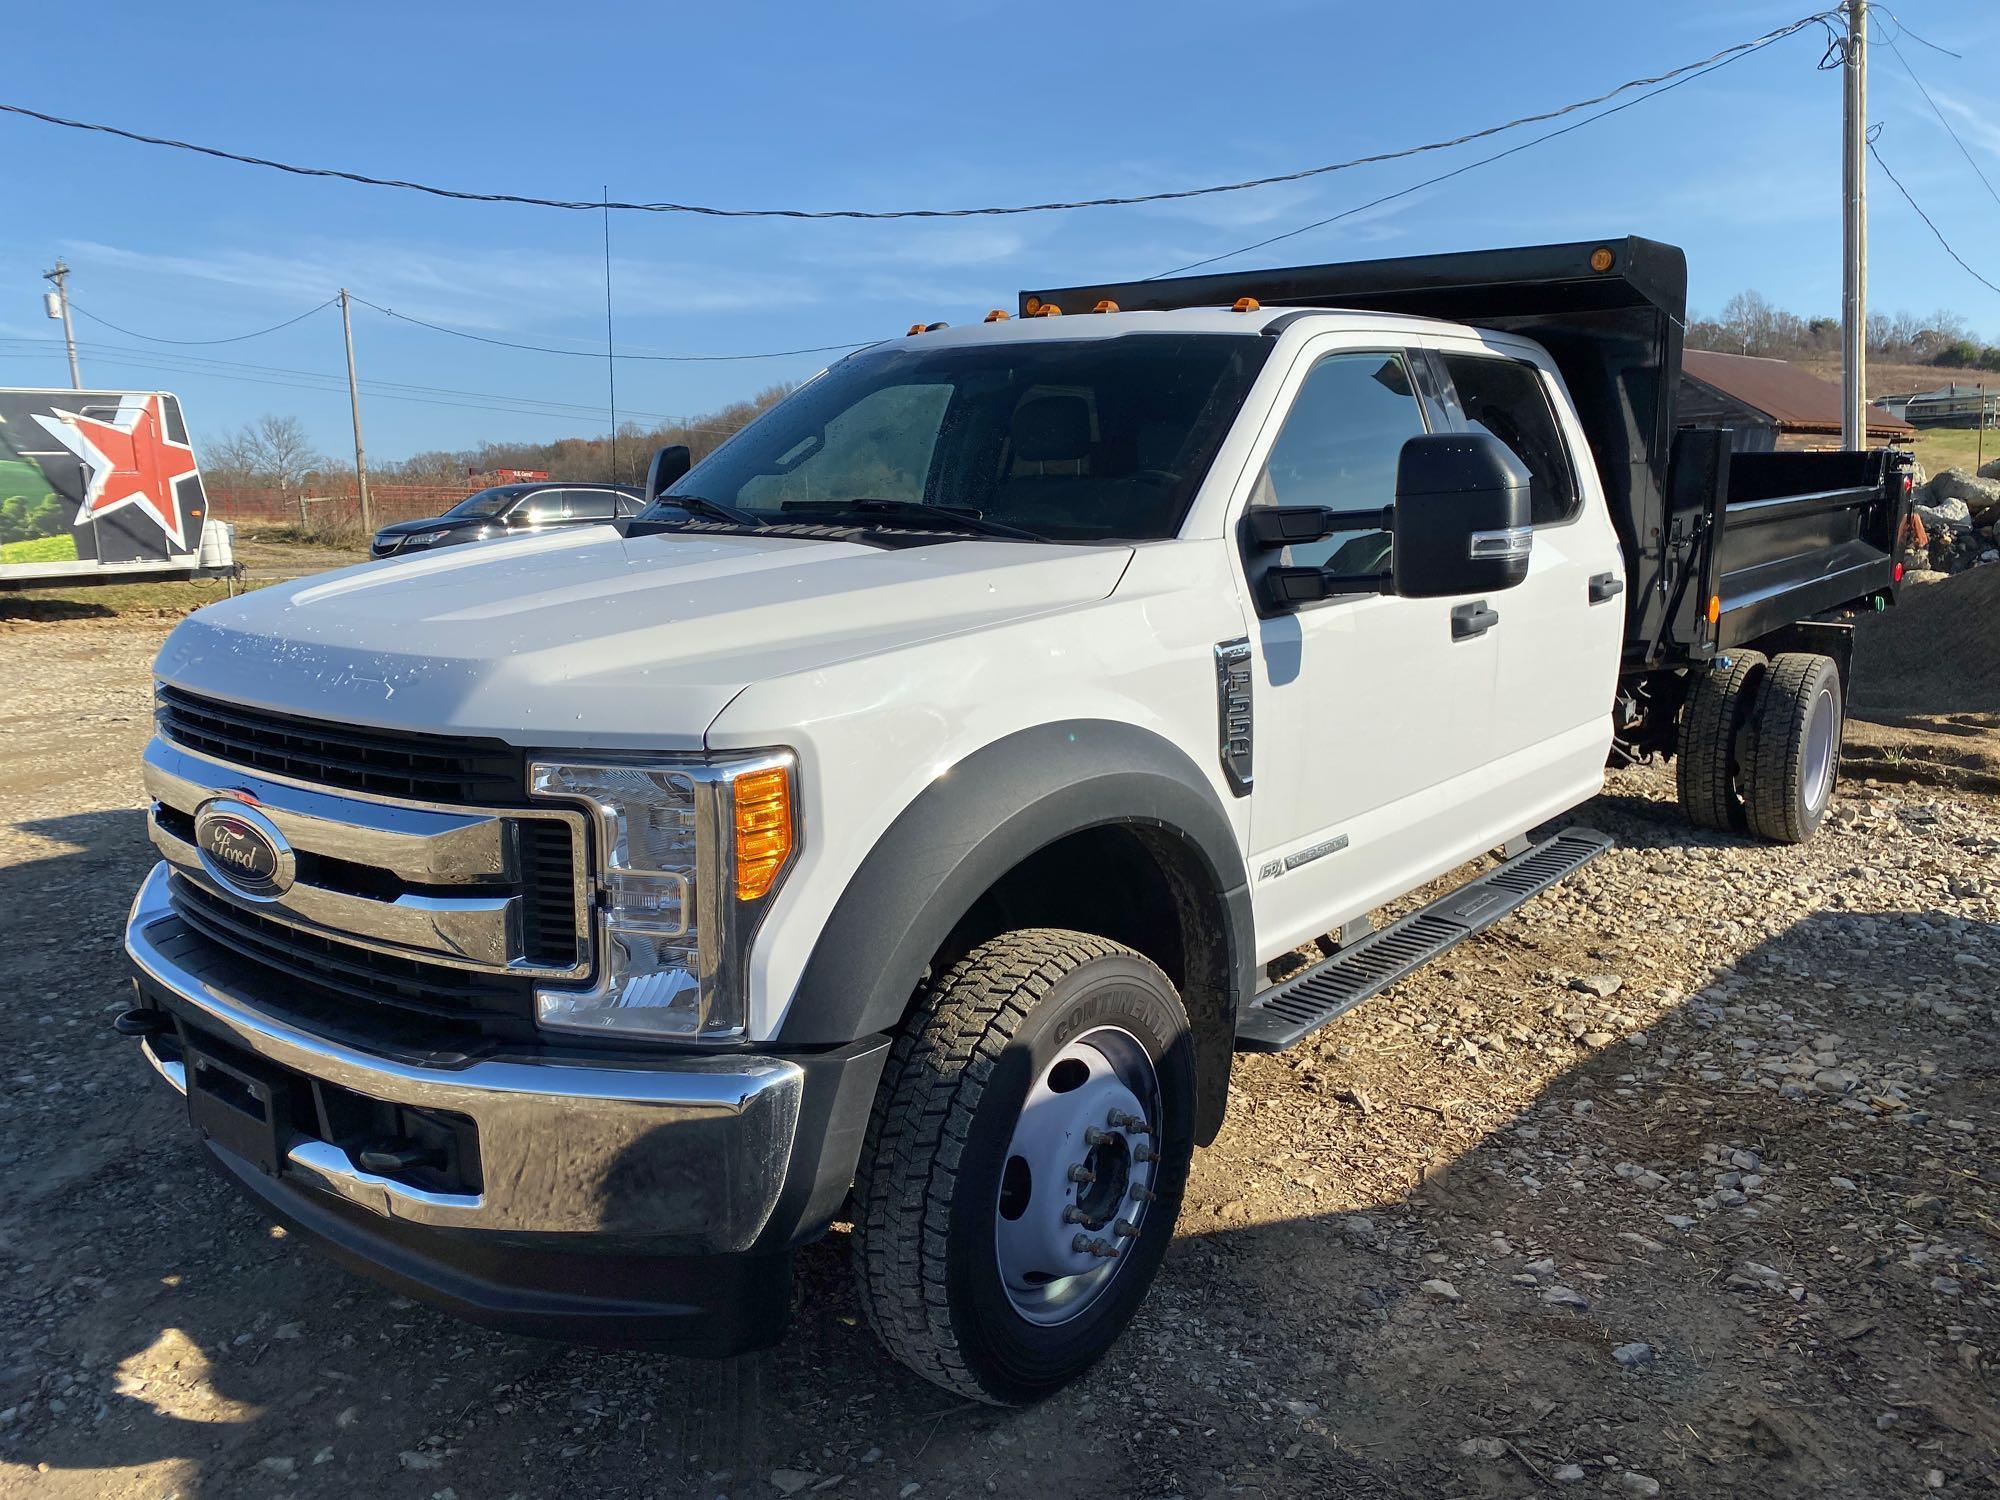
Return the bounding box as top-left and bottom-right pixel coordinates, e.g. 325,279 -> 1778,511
121,238 -> 1911,1405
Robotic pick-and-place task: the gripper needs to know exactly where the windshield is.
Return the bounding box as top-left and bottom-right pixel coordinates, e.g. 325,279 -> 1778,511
444,487 -> 515,519
651,334 -> 1270,543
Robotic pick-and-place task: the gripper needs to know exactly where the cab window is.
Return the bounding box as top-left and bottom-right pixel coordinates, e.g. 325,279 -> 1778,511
1437,353 -> 1578,525
1250,351 -> 1427,572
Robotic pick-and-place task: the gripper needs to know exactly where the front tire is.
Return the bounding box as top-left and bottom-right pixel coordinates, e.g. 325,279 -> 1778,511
852,929 -> 1195,1405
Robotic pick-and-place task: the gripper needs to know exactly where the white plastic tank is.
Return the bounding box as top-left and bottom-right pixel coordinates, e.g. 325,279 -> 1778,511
196,519 -> 235,571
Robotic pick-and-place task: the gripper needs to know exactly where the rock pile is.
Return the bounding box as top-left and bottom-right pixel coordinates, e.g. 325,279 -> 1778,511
1904,463 -> 2000,575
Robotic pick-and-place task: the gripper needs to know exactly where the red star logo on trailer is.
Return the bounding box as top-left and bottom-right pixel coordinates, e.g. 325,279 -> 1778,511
31,394 -> 197,551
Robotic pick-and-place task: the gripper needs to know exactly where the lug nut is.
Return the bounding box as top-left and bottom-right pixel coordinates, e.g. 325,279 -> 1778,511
1129,1185 -> 1157,1204
1062,1206 -> 1089,1225
1067,1164 -> 1097,1184
1083,1126 -> 1112,1146
1113,1219 -> 1140,1239
1070,1235 -> 1119,1259
1132,1144 -> 1157,1164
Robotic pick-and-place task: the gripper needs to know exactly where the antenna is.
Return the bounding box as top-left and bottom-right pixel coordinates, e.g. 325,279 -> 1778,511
602,185 -> 618,483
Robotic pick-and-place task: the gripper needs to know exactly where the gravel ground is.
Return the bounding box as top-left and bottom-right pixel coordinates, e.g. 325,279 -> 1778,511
0,612 -> 1994,1499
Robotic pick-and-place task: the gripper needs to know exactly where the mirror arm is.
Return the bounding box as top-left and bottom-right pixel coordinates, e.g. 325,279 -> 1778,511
1244,503 -> 1394,551
1260,566 -> 1393,611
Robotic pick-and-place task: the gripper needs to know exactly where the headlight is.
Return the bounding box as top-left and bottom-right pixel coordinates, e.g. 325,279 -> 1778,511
404,529 -> 454,547
529,752 -> 797,1041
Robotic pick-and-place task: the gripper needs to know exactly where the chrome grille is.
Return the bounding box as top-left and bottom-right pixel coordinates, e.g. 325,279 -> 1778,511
169,873 -> 535,1027
145,719 -> 590,1029
156,685 -> 523,804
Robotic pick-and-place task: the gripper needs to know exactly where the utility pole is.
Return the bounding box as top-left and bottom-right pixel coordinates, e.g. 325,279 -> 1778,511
1840,0 -> 1868,450
42,259 -> 82,389
339,289 -> 373,534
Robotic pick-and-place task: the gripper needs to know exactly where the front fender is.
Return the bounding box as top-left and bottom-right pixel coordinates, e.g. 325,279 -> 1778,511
776,719 -> 1252,1142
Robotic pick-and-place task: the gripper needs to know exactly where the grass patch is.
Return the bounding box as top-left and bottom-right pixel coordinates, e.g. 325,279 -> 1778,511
1910,426 -> 1996,479
0,576 -> 270,623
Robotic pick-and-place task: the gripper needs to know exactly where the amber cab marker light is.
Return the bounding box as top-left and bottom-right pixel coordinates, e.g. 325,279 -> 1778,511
1093,299 -> 1119,313
984,308 -> 1010,322
1233,296 -> 1261,313
733,767 -> 793,902
1029,303 -> 1063,318
1706,594 -> 1722,625
1589,246 -> 1616,273
906,323 -> 926,336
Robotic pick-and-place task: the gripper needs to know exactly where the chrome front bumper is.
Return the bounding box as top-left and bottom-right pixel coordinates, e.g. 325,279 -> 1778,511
125,862 -> 805,1252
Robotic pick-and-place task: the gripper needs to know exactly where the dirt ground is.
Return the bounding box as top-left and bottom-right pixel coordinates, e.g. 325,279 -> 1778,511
0,592 -> 1995,1498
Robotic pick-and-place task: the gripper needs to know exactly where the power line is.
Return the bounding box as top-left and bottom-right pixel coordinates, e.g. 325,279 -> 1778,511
1867,137 -> 2000,297
1151,12 -> 1837,279
68,296 -> 337,345
0,15 -> 1837,221
56,288 -> 867,365
348,294 -> 873,362
1872,6 -> 1961,59
0,336 -> 735,426
1877,30 -> 1999,210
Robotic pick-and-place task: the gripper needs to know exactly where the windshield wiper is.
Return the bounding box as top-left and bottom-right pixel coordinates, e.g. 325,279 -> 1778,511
650,493 -> 765,528
780,498 -> 1050,543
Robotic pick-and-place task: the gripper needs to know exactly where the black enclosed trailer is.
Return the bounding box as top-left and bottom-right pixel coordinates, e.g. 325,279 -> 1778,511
1024,237 -> 1913,690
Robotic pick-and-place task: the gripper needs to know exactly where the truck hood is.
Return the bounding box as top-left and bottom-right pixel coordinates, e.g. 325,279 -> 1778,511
154,527 -> 1133,751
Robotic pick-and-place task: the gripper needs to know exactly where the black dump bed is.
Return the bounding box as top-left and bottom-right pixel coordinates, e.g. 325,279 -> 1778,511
1025,237 -> 1911,672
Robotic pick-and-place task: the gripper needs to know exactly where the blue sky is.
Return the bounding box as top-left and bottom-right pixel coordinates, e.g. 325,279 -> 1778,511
6,1 -> 2000,464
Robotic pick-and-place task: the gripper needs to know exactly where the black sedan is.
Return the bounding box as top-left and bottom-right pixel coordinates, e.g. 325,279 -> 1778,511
370,482 -> 645,558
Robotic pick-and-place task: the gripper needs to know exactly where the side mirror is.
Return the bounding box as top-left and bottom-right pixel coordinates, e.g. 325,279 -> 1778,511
1390,432 -> 1532,599
645,444 -> 692,503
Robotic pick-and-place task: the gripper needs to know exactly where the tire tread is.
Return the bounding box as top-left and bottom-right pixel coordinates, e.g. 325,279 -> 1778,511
1677,650 -> 1766,831
1741,652 -> 1841,844
850,928 -> 1134,1404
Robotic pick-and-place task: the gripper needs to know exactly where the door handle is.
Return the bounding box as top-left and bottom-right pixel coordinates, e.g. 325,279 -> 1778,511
1589,571 -> 1625,604
1450,600 -> 1499,640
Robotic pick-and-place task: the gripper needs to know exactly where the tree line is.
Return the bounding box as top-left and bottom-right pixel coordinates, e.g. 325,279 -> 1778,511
1688,291 -> 2000,372
201,383 -> 795,501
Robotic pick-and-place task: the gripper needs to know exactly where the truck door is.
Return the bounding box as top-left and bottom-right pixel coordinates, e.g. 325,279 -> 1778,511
1236,344 -> 1500,964
1431,346 -> 1623,818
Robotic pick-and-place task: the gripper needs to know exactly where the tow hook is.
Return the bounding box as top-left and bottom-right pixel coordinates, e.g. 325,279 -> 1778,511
113,1007 -> 169,1038
355,1141 -> 444,1176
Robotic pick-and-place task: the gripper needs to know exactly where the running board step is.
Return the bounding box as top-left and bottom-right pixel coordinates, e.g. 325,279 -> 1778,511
1234,827 -> 1614,1052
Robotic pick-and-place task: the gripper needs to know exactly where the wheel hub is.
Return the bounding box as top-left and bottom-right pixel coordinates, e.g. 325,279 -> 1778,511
1804,684 -> 1838,813
993,1025 -> 1161,1325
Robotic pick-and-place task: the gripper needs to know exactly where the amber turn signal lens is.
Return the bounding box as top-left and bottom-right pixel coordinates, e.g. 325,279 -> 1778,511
733,767 -> 793,901
1706,593 -> 1721,625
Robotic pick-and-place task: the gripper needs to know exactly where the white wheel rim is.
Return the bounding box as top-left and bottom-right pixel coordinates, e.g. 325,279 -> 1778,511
1803,685 -> 1838,813
993,1025 -> 1161,1326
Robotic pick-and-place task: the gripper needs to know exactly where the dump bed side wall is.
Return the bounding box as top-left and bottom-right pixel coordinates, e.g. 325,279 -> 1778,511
1710,450 -> 1906,651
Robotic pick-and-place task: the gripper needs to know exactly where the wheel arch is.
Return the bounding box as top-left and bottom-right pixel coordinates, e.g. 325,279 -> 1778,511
775,719 -> 1252,1144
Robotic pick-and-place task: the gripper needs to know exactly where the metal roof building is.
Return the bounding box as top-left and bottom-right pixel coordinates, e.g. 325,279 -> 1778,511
1677,349 -> 1914,451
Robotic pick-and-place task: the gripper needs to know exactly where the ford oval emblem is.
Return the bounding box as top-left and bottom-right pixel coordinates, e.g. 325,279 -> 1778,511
192,798 -> 295,901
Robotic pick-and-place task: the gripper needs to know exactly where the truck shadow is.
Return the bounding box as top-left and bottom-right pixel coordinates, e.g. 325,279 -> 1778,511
3,803 -> 1994,1496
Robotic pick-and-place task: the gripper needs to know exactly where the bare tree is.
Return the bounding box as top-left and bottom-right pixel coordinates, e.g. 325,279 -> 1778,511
227,415 -> 325,527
